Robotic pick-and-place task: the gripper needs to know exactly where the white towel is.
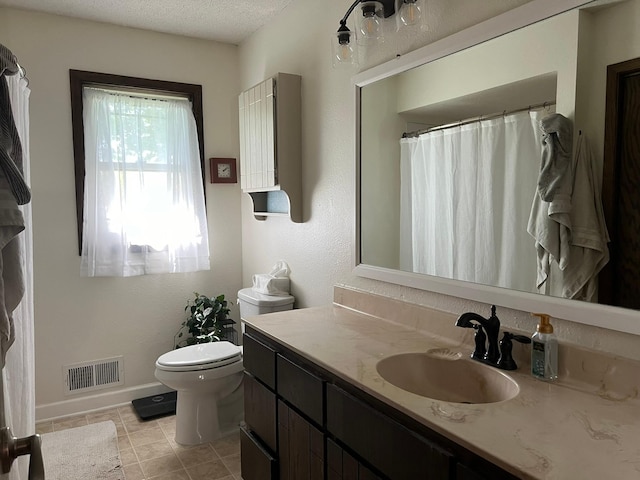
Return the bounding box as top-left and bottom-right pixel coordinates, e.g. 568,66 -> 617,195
527,114 -> 574,291
556,135 -> 610,300
537,113 -> 574,201
527,131 -> 610,300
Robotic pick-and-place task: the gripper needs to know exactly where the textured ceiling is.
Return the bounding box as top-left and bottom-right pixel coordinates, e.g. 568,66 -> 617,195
0,0 -> 295,44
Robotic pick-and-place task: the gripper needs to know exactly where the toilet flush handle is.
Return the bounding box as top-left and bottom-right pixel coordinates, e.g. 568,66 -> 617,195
0,426 -> 45,480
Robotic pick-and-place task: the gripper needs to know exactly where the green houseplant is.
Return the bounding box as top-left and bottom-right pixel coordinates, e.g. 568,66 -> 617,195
174,293 -> 236,348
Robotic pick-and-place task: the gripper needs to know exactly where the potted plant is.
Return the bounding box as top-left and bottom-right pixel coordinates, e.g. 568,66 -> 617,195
174,292 -> 236,348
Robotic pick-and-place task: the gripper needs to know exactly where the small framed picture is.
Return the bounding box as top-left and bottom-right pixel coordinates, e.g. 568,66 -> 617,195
210,158 -> 237,184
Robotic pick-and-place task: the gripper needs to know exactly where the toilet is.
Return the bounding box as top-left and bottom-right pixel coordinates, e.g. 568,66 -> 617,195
154,288 -> 294,446
155,341 -> 244,445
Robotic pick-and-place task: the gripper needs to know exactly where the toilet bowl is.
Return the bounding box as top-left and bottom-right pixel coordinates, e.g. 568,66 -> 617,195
154,341 -> 244,445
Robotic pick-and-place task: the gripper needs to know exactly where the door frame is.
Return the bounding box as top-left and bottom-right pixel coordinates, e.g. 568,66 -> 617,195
600,57 -> 640,304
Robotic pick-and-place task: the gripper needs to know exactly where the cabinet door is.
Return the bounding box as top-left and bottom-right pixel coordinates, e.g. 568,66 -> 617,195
327,438 -> 383,480
278,400 -> 324,480
327,384 -> 453,480
241,426 -> 277,480
238,78 -> 276,190
244,373 -> 277,453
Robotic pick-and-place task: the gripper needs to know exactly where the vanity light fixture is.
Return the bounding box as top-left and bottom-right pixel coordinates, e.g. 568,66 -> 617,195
333,0 -> 426,68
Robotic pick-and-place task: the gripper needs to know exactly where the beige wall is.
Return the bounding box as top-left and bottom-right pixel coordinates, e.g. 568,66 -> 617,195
238,0 -> 640,361
0,8 -> 243,411
396,11 -> 579,116
576,0 -> 640,173
360,77 -> 404,270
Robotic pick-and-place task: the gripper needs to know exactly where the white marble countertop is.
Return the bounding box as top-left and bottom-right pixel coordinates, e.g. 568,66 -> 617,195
243,300 -> 640,480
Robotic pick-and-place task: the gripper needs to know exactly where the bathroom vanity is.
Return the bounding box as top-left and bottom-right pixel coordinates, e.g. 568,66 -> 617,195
241,287 -> 640,480
241,326 -> 514,479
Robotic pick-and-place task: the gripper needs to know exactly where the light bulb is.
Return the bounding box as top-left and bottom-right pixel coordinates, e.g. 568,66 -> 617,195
357,2 -> 384,44
360,12 -> 382,38
399,0 -> 422,26
337,43 -> 355,63
332,27 -> 358,68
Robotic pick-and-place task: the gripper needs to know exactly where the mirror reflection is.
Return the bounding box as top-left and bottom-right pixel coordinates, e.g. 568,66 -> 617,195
359,0 -> 639,310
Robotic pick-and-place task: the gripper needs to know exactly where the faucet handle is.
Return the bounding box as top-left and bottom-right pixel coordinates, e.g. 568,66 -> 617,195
497,332 -> 531,370
470,324 -> 487,361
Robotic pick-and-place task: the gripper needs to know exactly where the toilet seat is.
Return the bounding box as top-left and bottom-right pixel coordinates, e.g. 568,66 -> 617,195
156,341 -> 242,372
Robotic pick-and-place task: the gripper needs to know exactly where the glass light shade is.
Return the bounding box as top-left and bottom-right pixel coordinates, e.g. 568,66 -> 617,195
399,0 -> 422,26
356,1 -> 385,45
332,30 -> 358,68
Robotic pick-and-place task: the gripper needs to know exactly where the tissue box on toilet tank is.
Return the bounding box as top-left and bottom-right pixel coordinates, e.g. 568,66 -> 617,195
252,274 -> 290,296
252,261 -> 291,296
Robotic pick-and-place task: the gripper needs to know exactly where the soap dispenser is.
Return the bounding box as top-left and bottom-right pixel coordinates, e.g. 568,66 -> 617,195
531,313 -> 558,381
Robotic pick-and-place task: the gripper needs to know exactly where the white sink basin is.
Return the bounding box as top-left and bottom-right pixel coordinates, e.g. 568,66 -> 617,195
376,352 -> 519,404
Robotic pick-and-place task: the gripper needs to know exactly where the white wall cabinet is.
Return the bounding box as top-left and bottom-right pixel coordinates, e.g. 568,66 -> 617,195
239,73 -> 302,222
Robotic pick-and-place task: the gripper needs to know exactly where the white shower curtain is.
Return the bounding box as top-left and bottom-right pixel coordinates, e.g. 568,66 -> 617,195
3,73 -> 34,480
400,110 -> 543,292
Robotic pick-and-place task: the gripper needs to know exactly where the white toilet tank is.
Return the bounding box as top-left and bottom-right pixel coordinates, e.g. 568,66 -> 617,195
237,287 -> 294,320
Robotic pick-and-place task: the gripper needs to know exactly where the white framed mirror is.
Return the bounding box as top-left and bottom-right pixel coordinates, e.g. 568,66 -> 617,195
354,0 -> 640,336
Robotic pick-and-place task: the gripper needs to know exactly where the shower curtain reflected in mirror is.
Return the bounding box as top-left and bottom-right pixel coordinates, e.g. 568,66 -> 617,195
400,110 -> 544,293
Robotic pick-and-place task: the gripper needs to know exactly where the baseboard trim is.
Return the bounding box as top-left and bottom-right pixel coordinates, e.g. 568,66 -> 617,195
36,382 -> 172,422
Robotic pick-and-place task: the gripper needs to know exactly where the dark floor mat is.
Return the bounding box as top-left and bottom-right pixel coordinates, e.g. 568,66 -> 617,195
131,391 -> 177,420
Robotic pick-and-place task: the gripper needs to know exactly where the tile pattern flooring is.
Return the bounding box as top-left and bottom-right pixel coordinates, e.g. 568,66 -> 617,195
36,405 -> 241,480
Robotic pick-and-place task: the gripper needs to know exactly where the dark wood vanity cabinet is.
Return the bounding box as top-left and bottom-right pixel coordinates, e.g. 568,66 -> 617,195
241,326 -> 518,480
278,400 -> 324,479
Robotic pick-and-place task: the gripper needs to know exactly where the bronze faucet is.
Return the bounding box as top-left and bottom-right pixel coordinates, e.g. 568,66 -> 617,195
456,305 -> 501,364
455,305 -> 531,370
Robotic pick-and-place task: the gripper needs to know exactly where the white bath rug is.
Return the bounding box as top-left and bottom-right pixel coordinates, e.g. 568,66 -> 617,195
41,420 -> 124,480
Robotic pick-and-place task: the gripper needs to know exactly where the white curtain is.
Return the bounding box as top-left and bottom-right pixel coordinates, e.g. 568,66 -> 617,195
400,110 -> 543,292
3,73 -> 34,480
81,88 -> 210,277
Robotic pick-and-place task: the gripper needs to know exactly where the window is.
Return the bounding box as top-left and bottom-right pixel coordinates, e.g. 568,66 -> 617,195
70,70 -> 210,277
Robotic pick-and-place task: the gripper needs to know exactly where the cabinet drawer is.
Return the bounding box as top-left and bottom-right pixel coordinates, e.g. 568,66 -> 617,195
243,333 -> 277,389
276,354 -> 324,426
244,372 -> 277,453
240,426 -> 277,480
327,384 -> 454,480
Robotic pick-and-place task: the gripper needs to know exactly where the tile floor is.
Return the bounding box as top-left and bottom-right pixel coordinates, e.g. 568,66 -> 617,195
36,405 -> 241,480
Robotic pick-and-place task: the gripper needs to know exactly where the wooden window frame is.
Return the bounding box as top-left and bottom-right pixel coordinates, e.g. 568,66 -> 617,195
69,69 -> 205,255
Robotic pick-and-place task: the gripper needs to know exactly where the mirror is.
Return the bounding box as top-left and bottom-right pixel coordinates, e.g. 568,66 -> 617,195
356,0 -> 640,335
